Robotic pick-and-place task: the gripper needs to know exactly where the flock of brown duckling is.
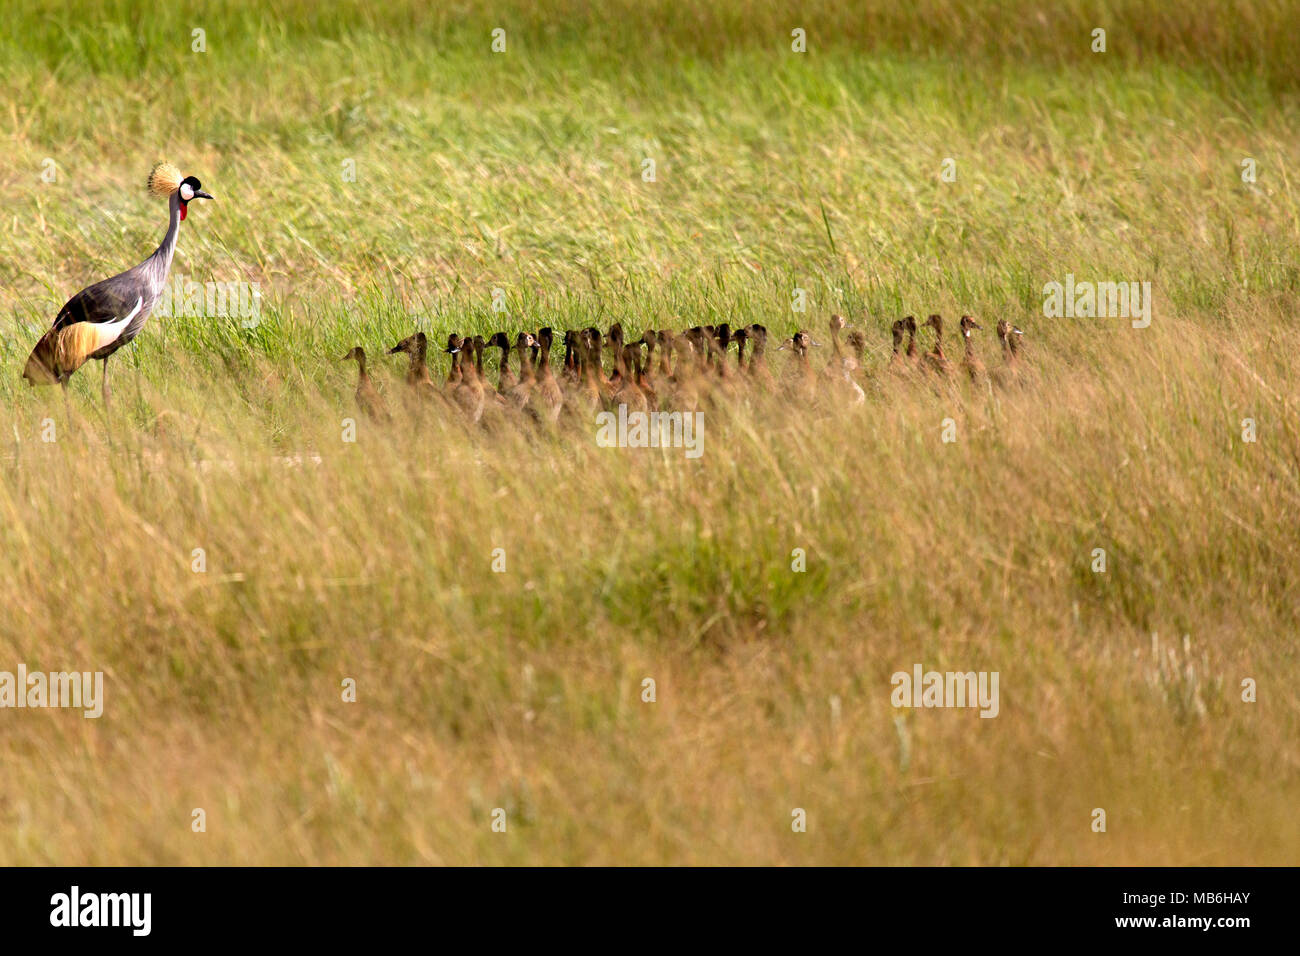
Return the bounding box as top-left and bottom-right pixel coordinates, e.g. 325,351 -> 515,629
341,313 -> 1026,424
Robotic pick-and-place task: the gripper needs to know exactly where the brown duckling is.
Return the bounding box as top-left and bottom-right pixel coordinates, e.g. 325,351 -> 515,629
506,331 -> 538,411
903,315 -> 919,363
488,331 -> 517,393
745,323 -> 773,388
448,334 -> 485,423
634,342 -> 658,409
442,333 -> 463,387
822,316 -> 865,405
847,329 -> 868,368
610,343 -> 648,412
561,329 -> 581,385
992,319 -> 1025,388
921,314 -> 951,375
959,315 -> 986,385
342,346 -> 389,421
530,327 -> 564,424
997,319 -> 1024,361
778,329 -> 819,400
888,319 -> 907,369
656,329 -> 675,377
576,328 -> 604,413
389,331 -> 439,397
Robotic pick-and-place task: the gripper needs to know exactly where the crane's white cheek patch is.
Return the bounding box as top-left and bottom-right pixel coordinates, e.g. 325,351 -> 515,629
180,183 -> 195,201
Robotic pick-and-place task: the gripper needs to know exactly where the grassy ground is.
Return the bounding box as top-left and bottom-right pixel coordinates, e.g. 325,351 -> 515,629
1,0 -> 1298,864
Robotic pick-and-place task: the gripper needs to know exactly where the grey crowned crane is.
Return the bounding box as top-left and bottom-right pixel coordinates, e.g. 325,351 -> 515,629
22,162 -> 213,406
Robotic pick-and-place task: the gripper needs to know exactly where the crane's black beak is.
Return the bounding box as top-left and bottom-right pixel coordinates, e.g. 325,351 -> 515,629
195,190 -> 214,200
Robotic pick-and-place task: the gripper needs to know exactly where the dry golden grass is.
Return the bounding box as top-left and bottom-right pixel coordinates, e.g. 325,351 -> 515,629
2,306 -> 1296,864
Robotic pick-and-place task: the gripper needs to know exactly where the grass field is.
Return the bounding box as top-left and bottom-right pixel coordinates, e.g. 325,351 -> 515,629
1,0 -> 1298,865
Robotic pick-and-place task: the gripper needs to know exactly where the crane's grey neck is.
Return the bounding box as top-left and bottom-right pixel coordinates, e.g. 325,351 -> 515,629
139,192 -> 182,293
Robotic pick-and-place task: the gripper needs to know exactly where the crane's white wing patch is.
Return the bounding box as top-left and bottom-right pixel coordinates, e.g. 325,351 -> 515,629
92,295 -> 143,350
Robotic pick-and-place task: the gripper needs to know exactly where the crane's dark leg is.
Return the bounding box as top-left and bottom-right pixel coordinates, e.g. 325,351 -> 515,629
101,358 -> 111,412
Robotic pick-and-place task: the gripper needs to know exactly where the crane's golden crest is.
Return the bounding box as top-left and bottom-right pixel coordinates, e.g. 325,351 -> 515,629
147,162 -> 183,197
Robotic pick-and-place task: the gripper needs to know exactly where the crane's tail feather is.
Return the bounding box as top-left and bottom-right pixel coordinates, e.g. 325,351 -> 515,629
22,323 -> 111,386
22,332 -> 59,385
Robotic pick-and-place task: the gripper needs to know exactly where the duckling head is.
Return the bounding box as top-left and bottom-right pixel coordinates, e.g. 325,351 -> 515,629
780,330 -> 816,355
389,332 -> 427,355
